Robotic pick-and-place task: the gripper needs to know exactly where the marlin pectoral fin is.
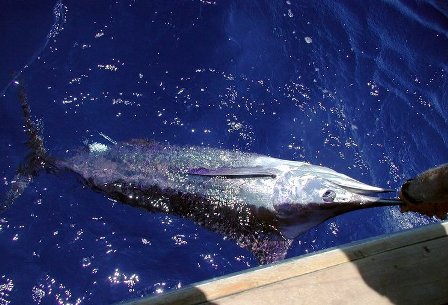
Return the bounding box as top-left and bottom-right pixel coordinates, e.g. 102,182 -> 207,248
188,166 -> 276,178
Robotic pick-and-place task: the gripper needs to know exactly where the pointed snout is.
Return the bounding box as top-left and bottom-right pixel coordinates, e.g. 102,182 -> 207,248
348,194 -> 402,208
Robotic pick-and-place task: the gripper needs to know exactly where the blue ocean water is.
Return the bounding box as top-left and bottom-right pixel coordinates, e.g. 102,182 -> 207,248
0,0 -> 447,303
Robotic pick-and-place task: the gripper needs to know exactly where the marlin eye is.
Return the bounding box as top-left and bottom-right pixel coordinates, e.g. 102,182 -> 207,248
322,190 -> 336,202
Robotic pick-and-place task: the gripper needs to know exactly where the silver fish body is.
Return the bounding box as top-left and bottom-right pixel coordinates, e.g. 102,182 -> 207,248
55,140 -> 396,263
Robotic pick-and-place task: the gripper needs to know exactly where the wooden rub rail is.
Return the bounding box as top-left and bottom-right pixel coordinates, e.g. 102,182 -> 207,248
121,222 -> 448,305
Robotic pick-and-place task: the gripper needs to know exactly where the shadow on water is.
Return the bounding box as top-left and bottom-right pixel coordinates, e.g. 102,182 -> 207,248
341,222 -> 448,305
119,286 -> 218,305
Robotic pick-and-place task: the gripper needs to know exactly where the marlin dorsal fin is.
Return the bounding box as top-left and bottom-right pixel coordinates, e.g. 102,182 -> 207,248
188,166 -> 276,178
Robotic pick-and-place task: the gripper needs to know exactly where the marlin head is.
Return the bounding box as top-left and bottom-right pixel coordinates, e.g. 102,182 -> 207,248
271,165 -> 401,239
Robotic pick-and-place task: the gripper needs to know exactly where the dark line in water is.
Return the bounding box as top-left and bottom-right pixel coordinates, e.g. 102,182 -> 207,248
1,0 -> 66,97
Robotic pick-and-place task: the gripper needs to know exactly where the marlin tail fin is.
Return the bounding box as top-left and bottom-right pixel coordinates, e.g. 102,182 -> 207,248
1,85 -> 52,212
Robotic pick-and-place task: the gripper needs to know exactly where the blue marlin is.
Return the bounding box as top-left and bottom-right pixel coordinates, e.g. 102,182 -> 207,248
2,86 -> 401,263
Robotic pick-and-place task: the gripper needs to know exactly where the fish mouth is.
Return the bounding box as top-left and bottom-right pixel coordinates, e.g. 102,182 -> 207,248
348,194 -> 403,207
331,179 -> 402,206
332,181 -> 394,195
